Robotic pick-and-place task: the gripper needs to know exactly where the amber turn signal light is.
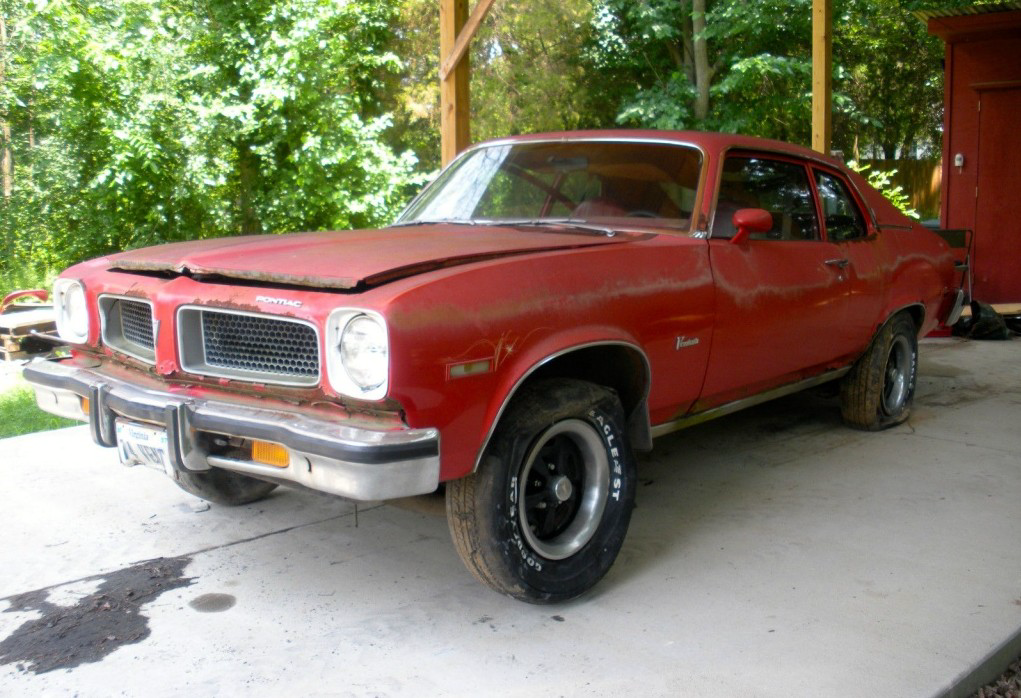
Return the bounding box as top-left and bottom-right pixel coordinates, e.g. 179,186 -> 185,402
252,440 -> 289,468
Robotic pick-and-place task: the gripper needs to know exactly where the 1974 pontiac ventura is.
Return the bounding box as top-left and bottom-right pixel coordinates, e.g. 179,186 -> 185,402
25,131 -> 963,602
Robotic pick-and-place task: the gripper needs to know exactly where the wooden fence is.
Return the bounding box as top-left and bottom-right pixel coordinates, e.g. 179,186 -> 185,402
860,158 -> 942,221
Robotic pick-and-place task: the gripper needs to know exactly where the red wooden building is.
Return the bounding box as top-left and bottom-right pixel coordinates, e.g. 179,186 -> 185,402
926,4 -> 1021,305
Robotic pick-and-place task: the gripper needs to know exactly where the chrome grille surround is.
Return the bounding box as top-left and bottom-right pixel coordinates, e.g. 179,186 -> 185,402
98,295 -> 156,364
177,305 -> 320,387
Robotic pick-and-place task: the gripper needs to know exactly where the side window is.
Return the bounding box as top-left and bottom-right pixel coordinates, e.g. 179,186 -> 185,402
815,171 -> 868,242
712,156 -> 819,241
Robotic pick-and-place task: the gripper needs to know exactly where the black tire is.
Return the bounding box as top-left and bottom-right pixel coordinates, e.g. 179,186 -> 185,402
446,379 -> 636,603
840,313 -> 918,431
172,467 -> 278,506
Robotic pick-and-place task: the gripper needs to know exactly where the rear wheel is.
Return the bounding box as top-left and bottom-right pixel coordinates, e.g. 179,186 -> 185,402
841,313 -> 918,430
446,379 -> 636,603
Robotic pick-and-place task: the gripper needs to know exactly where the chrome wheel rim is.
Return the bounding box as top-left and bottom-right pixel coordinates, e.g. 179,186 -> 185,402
518,419 -> 609,560
881,335 -> 913,415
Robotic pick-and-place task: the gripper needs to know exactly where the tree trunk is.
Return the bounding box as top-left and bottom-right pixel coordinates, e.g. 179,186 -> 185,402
692,0 -> 710,122
1,14 -> 12,202
236,140 -> 262,235
678,1 -> 695,85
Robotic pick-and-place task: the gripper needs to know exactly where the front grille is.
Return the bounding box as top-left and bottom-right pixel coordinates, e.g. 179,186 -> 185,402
177,307 -> 320,386
120,300 -> 155,349
99,296 -> 156,363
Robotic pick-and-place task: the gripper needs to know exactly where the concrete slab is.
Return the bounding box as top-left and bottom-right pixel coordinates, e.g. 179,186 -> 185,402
1,337 -> 1019,697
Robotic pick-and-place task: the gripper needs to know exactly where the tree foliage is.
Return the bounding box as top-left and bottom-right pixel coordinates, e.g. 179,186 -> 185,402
585,0 -> 949,158
1,0 -> 981,297
835,0 -> 944,159
1,0 -> 420,292
390,0 -> 609,172
588,0 -> 816,143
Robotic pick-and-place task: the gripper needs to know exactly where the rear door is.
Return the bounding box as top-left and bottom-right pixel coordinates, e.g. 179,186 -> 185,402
812,167 -> 887,353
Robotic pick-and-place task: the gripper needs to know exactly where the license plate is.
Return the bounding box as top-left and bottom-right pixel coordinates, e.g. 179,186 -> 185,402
116,420 -> 172,477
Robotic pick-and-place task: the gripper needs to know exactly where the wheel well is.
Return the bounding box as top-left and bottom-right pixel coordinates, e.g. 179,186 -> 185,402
895,304 -> 925,335
527,344 -> 652,450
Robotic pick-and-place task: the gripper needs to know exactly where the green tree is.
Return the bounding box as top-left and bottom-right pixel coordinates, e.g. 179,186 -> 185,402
389,0 -> 608,173
587,0 -> 953,158
835,0 -> 944,158
1,0 -> 422,295
588,0 -> 815,143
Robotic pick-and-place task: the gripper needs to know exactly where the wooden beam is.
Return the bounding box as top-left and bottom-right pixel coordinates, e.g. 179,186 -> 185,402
812,0 -> 833,154
440,0 -> 471,165
439,0 -> 496,81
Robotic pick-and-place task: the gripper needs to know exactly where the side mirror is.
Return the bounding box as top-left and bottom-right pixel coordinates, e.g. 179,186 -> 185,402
729,208 -> 773,245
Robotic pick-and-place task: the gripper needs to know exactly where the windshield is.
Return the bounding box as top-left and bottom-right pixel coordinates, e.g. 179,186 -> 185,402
397,140 -> 703,231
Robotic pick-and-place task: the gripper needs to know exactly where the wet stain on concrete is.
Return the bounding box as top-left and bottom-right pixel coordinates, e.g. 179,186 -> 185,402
0,556 -> 193,674
188,593 -> 236,613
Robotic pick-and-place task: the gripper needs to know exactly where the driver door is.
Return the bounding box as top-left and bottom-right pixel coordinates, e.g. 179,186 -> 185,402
699,153 -> 858,409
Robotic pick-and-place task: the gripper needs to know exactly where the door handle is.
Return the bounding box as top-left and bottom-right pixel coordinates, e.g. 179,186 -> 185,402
825,258 -> 850,269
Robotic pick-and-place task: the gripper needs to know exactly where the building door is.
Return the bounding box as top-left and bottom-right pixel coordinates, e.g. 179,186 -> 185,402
975,87 -> 1021,303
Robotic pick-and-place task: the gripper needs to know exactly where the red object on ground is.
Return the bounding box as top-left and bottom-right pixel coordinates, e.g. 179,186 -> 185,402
0,289 -> 49,314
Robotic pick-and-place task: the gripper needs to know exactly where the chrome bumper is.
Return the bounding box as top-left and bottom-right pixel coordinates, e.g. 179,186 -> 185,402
23,359 -> 440,502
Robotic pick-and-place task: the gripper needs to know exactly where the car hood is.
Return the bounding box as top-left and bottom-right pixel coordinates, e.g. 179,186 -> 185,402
107,225 -> 639,290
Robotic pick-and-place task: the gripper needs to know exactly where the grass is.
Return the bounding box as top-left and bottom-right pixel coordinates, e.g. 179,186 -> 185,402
0,385 -> 79,439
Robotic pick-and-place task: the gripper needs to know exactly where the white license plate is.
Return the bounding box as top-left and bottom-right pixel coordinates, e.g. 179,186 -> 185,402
116,420 -> 172,476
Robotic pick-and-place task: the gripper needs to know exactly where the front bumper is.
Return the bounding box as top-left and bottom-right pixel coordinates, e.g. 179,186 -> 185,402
23,359 -> 440,501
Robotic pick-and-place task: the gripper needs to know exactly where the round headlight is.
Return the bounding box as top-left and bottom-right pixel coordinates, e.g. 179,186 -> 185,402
55,280 -> 89,343
340,315 -> 388,392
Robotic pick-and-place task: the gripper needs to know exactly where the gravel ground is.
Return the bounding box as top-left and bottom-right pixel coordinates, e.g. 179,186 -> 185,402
975,658 -> 1021,698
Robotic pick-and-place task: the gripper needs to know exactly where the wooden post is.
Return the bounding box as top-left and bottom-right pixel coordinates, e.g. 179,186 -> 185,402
812,0 -> 832,155
439,0 -> 496,166
440,0 -> 470,166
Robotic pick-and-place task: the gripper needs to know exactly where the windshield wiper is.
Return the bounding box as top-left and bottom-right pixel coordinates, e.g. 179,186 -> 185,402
390,219 -> 477,227
490,218 -> 618,237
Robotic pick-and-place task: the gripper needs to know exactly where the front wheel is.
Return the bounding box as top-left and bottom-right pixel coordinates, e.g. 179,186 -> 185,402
172,467 -> 278,506
446,379 -> 636,603
840,313 -> 919,430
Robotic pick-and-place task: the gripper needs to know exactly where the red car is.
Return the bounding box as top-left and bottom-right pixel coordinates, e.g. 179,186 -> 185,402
25,131 -> 963,602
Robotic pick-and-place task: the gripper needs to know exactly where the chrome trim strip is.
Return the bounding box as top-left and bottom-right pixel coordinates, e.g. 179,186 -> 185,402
206,451 -> 439,502
394,137 -> 709,237
471,340 -> 652,472
707,146 -> 881,239
945,289 -> 967,327
649,367 -> 852,438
